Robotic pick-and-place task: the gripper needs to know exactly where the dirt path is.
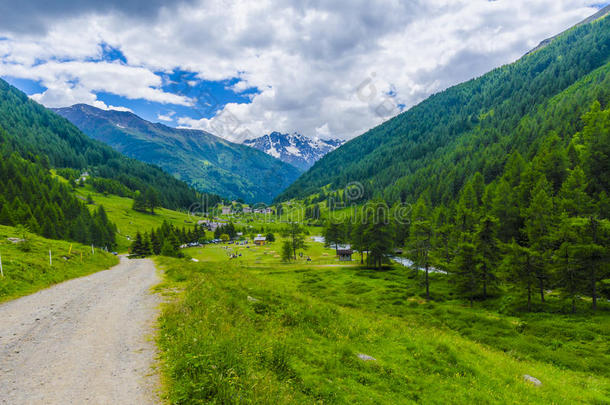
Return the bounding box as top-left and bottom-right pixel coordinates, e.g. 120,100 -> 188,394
0,257 -> 161,405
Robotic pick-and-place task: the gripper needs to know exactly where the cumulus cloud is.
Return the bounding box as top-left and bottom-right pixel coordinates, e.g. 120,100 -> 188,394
0,0 -> 602,140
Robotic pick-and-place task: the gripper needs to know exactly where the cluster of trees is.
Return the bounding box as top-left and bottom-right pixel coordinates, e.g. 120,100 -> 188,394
130,221 -> 208,258
132,188 -> 161,214
323,201 -> 396,269
323,102 -> 610,312
213,223 -> 237,240
0,151 -> 116,248
281,222 -> 307,262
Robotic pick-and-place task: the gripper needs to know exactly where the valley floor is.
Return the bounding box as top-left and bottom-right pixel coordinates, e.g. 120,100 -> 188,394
0,257 -> 160,405
156,240 -> 610,404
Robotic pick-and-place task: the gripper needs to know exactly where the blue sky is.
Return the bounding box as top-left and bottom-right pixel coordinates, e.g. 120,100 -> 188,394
3,44 -> 260,125
0,1 -> 606,141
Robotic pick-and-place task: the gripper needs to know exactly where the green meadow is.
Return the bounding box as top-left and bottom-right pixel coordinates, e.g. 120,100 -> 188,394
0,224 -> 118,302
73,185 -> 197,252
155,238 -> 610,404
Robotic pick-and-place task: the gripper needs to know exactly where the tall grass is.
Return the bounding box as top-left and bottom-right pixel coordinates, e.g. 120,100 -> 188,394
156,254 -> 609,404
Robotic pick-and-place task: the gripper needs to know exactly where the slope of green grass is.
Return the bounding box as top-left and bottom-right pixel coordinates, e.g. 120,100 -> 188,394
0,225 -> 118,302
73,185 -> 197,252
155,241 -> 609,404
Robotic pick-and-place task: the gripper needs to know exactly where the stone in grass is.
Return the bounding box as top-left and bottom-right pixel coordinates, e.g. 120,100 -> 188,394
523,374 -> 542,387
357,353 -> 377,362
247,296 -> 260,303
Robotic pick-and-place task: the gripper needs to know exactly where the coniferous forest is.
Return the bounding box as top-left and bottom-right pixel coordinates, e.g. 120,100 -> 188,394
0,143 -> 116,248
306,19 -> 610,313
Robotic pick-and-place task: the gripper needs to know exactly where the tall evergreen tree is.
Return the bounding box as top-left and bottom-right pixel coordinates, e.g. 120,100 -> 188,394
473,215 -> 499,300
409,197 -> 433,299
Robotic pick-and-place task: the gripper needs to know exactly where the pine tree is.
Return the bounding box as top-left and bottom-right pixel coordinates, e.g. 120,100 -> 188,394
130,231 -> 144,257
473,215 -> 499,300
524,178 -> 554,304
282,222 -> 306,260
581,101 -> 610,194
492,179 -> 521,242
558,166 -> 593,217
553,215 -> 582,313
151,230 -> 162,255
363,201 -> 394,270
0,202 -> 13,225
502,241 -> 537,311
141,232 -> 153,257
145,187 -> 161,214
453,242 -> 478,307
160,240 -> 176,257
323,221 -> 344,252
575,217 -> 609,311
455,184 -> 478,242
132,191 -> 147,212
281,241 -> 293,262
409,197 -> 433,299
432,206 -> 452,268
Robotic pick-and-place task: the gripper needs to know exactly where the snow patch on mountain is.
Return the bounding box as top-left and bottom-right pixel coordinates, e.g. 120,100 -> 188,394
243,132 -> 344,171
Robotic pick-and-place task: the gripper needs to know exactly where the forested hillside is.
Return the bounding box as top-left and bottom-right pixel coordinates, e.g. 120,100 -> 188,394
54,104 -> 301,203
0,139 -> 116,248
279,14 -> 610,204
0,79 -> 203,210
305,15 -> 610,313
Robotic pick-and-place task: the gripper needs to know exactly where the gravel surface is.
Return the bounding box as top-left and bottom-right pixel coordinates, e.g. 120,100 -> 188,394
0,257 -> 161,405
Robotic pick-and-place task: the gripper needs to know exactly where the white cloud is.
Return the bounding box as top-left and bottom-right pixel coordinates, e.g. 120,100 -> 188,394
157,112 -> 175,121
0,0 -> 602,140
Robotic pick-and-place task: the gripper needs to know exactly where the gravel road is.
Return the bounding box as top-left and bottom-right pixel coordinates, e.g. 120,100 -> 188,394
0,257 -> 161,405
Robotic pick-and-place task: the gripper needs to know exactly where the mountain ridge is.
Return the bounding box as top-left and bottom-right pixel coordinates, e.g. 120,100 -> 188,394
53,104 -> 301,203
243,131 -> 344,171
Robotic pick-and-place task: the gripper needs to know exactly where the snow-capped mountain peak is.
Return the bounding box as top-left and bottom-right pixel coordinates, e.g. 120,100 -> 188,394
243,132 -> 344,171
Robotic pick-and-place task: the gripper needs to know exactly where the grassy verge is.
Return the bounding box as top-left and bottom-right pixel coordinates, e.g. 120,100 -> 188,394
155,241 -> 609,404
0,225 -> 118,302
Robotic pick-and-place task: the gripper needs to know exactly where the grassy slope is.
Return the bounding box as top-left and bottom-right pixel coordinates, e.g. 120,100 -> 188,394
155,239 -> 610,404
73,185 -> 197,252
0,225 -> 118,303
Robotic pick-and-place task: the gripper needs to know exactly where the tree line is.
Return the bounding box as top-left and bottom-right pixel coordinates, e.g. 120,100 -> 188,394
130,221 -> 208,258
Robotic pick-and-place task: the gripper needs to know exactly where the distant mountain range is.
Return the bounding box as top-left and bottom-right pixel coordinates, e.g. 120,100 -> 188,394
53,104 -> 300,203
243,132 -> 344,171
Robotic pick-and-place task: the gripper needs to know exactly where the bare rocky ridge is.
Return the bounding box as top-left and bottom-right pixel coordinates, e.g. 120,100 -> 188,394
0,257 -> 160,405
